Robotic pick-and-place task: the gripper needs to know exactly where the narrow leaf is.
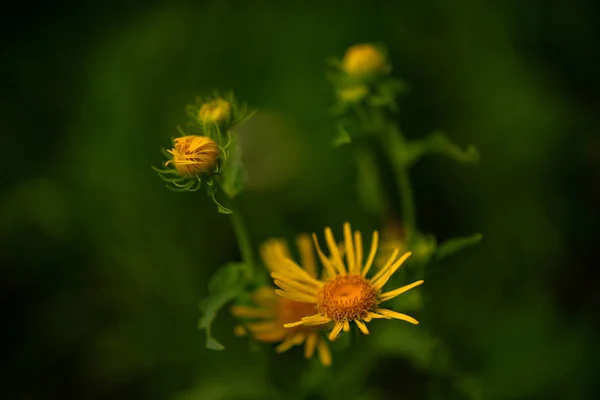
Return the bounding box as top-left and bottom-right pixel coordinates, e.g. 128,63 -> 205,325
435,233 -> 483,261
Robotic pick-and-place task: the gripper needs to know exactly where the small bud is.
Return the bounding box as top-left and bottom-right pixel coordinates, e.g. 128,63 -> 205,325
166,135 -> 220,177
198,98 -> 232,124
342,44 -> 389,78
337,85 -> 369,103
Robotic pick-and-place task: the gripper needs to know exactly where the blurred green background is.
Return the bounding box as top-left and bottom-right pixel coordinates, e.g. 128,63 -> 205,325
2,1 -> 599,399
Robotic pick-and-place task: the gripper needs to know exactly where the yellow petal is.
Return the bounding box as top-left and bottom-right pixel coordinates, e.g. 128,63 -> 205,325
246,321 -> 280,332
230,305 -> 273,319
273,278 -> 318,298
355,320 -> 370,335
276,335 -> 299,353
284,320 -> 305,328
304,332 -> 317,359
297,234 -> 318,278
274,289 -> 316,303
370,248 -> 399,282
371,251 -> 412,290
361,230 -> 379,277
343,320 -> 350,332
376,308 -> 419,324
328,322 -> 344,341
379,280 -> 424,302
325,227 -> 346,275
354,230 -> 363,274
301,314 -> 331,326
343,222 -> 356,274
317,338 -> 332,366
312,233 -> 337,278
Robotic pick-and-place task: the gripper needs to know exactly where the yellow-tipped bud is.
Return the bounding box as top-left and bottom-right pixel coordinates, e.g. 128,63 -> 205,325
342,44 -> 389,78
165,135 -> 220,177
198,98 -> 232,124
337,85 -> 369,103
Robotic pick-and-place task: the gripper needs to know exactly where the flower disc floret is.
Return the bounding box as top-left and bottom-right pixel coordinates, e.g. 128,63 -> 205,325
317,274 -> 378,321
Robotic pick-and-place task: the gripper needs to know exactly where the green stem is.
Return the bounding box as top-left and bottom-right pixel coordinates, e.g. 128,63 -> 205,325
386,129 -> 416,244
229,203 -> 255,279
356,105 -> 417,244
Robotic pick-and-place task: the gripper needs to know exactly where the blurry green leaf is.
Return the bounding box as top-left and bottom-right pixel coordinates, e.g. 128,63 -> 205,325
406,131 -> 480,166
198,262 -> 246,350
215,204 -> 233,214
435,233 -> 483,261
374,323 -> 440,368
219,133 -> 247,199
332,122 -> 352,147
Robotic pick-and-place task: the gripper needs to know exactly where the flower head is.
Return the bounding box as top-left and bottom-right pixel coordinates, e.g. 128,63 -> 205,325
272,222 -> 423,341
231,236 -> 332,366
198,98 -> 232,125
186,92 -> 255,133
165,135 -> 220,177
342,43 -> 390,78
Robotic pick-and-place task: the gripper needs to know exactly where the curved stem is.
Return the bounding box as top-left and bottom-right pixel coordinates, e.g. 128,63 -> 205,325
229,203 -> 256,279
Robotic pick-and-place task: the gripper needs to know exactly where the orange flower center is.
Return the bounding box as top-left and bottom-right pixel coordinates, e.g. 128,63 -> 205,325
316,274 -> 378,321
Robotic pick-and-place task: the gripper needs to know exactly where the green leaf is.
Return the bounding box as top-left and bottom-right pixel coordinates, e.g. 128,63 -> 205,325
216,204 -> 233,214
219,133 -> 247,198
435,233 -> 483,261
332,122 -> 352,147
406,131 -> 480,166
198,262 -> 247,351
211,192 -> 233,214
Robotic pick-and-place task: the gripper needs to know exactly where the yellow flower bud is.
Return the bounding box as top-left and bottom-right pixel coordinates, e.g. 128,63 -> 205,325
337,85 -> 369,102
165,135 -> 220,177
342,44 -> 389,78
198,98 -> 232,124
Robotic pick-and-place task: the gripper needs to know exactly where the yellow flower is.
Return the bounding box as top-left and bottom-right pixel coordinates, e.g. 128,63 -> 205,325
198,98 -> 232,124
231,235 -> 332,366
273,222 -> 423,341
337,85 -> 369,103
342,44 -> 389,78
165,135 -> 220,177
